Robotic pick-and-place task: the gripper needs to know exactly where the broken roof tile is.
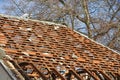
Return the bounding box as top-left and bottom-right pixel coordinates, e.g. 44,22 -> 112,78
0,14 -> 119,80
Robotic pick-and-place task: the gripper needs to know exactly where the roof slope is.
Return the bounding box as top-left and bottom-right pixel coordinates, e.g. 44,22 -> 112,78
0,14 -> 120,80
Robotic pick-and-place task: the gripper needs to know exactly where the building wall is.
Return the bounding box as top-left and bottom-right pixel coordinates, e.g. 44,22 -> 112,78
0,62 -> 13,80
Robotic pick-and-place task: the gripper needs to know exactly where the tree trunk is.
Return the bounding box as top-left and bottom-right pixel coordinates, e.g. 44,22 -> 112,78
82,0 -> 92,38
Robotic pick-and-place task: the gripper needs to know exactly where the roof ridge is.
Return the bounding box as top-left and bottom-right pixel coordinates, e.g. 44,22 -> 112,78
0,14 -> 67,27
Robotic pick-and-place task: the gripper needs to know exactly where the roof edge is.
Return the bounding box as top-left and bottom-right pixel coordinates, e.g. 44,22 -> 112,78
74,30 -> 120,55
0,60 -> 15,80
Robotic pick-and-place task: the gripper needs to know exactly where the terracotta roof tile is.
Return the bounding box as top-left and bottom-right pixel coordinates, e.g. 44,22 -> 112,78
0,14 -> 120,80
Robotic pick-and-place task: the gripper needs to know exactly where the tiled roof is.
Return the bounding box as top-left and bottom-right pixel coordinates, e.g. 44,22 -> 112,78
0,14 -> 120,80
